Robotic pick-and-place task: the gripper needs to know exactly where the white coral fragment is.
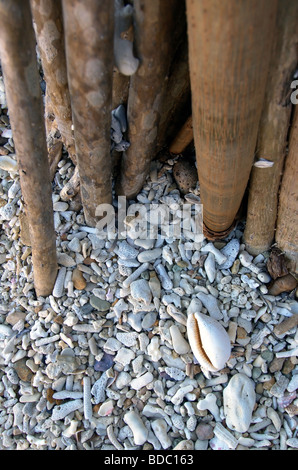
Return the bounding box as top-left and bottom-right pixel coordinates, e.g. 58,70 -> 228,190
123,410 -> 148,445
197,393 -> 220,421
223,373 -> 256,433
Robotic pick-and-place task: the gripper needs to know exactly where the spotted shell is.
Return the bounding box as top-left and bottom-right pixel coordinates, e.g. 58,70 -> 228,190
187,311 -> 231,372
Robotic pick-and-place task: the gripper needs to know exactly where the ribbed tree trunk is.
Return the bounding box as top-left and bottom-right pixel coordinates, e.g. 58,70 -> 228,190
116,0 -> 177,199
62,0 -> 114,227
30,0 -> 76,163
157,37 -> 191,155
0,0 -> 57,296
156,5 -> 191,154
186,0 -> 277,235
275,108 -> 298,273
244,0 -> 298,255
169,115 -> 193,154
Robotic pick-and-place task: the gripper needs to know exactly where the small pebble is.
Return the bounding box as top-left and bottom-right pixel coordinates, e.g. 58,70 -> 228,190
195,423 -> 214,440
89,295 -> 111,312
137,248 -> 162,263
53,201 -> 69,212
72,268 -> 87,290
130,278 -> 152,305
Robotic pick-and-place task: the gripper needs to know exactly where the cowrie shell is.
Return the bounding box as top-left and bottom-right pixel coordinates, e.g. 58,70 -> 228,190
187,311 -> 231,372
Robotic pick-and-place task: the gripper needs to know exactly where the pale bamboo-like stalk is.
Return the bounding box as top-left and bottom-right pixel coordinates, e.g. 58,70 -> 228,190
275,108 -> 298,273
62,0 -> 114,227
244,0 -> 298,255
116,0 -> 177,199
30,0 -> 76,163
186,0 -> 277,235
0,0 -> 58,296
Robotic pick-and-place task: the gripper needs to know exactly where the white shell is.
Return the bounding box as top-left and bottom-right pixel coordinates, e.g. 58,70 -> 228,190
187,311 -> 231,372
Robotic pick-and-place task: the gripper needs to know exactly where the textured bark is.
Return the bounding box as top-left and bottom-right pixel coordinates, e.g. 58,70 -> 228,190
44,89 -> 64,180
186,0 -> 277,234
169,115 -> 193,154
112,67 -> 130,109
156,4 -> 191,154
49,140 -> 63,181
62,0 -> 114,227
157,36 -> 191,154
30,0 -> 76,163
0,0 -> 57,296
244,0 -> 298,255
116,0 -> 177,199
275,108 -> 298,273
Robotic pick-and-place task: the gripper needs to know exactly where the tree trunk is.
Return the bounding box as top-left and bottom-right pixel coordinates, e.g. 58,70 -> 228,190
157,36 -> 191,155
169,115 -> 193,154
156,4 -> 191,154
244,0 -> 298,255
186,0 -> 277,235
62,0 -> 114,227
275,108 -> 298,273
0,0 -> 58,296
116,0 -> 177,199
30,0 -> 76,163
112,67 -> 130,110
